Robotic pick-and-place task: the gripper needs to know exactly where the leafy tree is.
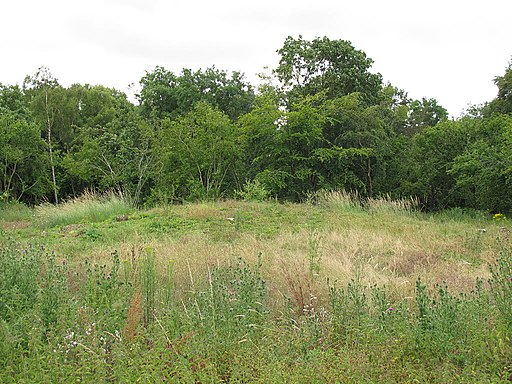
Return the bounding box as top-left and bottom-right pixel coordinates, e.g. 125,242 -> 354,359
67,86 -> 155,205
240,91 -> 387,199
153,102 -> 241,201
405,97 -> 448,136
484,60 -> 512,116
138,66 -> 255,121
404,119 -> 476,210
23,67 -> 62,203
449,114 -> 512,211
275,36 -> 383,107
238,88 -> 284,185
0,84 -> 49,202
319,93 -> 392,196
377,84 -> 410,134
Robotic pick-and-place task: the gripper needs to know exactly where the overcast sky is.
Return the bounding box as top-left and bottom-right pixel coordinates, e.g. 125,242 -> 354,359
1,0 -> 510,116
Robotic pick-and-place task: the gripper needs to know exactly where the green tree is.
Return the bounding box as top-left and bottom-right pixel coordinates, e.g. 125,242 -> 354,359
275,36 -> 383,107
68,86 -> 155,205
0,84 -> 49,202
23,67 -> 62,203
238,88 -> 284,186
484,60 -> 512,116
449,114 -> 512,211
153,102 -> 241,201
405,119 -> 475,210
138,66 -> 255,121
405,97 -> 448,136
240,91 -> 386,199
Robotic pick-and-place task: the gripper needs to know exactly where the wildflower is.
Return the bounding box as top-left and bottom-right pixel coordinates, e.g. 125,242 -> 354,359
494,213 -> 506,221
387,307 -> 394,313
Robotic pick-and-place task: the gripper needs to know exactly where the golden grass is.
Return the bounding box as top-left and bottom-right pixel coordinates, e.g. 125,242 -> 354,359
107,229 -> 493,314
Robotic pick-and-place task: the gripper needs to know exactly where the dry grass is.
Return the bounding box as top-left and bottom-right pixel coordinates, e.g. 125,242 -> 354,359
122,289 -> 143,340
366,194 -> 420,214
19,199 -> 500,311
104,223 -> 495,313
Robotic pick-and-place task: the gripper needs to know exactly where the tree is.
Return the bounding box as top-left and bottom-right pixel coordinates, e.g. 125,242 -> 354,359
275,36 -> 383,107
404,118 -> 476,210
484,60 -> 512,116
405,97 -> 448,136
67,85 -> 155,205
240,91 -> 386,199
153,102 -> 241,201
23,67 -> 62,203
449,114 -> 512,212
138,66 -> 255,121
0,84 -> 49,202
238,88 -> 284,185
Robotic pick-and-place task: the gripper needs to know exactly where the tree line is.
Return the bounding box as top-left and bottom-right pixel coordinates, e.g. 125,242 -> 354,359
1,36 -> 511,212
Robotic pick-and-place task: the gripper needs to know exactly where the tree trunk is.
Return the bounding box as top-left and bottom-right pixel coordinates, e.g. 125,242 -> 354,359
45,91 -> 58,204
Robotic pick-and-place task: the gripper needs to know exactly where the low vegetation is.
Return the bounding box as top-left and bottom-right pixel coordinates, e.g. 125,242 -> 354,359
1,195 -> 512,382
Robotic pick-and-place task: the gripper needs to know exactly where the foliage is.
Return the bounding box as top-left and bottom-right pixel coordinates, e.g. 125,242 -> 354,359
275,35 -> 383,106
234,179 -> 271,202
0,84 -> 50,202
138,66 -> 255,121
154,102 -> 242,201
484,60 -> 512,116
0,42 -> 510,213
69,87 -> 156,205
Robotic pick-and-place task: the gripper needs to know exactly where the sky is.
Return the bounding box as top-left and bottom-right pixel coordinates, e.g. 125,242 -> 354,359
1,0 -> 510,117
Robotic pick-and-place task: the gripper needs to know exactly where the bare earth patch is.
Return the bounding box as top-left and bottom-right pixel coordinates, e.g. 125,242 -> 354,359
0,220 -> 31,230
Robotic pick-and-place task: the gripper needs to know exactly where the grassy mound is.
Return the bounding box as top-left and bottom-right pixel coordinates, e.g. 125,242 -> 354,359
1,198 -> 511,382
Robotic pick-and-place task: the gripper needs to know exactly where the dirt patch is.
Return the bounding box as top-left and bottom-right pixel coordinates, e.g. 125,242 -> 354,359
59,224 -> 85,237
0,220 -> 31,230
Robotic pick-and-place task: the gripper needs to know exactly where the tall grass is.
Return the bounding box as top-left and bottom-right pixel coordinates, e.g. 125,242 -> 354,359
312,189 -> 363,210
313,189 -> 420,214
34,190 -> 133,228
0,200 -> 33,222
1,235 -> 511,382
366,194 -> 420,214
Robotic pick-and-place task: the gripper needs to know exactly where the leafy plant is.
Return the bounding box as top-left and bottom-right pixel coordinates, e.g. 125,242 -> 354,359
235,179 -> 270,202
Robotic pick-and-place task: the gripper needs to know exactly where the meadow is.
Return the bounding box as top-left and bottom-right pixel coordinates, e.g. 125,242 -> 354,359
1,193 -> 512,383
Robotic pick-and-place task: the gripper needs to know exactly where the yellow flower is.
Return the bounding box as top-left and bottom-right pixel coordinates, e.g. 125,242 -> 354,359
494,213 -> 506,221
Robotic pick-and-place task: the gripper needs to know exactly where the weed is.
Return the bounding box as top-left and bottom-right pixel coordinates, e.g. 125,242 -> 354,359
312,189 -> 362,211
308,230 -> 322,276
235,179 -> 271,202
489,236 -> 512,329
366,194 -> 420,214
3,200 -> 512,382
140,247 -> 156,325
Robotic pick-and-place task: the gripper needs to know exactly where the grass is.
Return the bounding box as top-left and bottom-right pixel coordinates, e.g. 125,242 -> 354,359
0,200 -> 33,225
34,190 -> 133,229
1,195 -> 511,382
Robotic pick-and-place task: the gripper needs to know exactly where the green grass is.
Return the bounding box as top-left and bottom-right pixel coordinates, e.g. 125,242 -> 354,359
1,196 -> 511,382
0,200 -> 33,222
34,190 -> 133,229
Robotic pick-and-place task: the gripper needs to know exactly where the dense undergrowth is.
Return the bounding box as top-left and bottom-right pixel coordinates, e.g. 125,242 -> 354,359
1,197 -> 512,382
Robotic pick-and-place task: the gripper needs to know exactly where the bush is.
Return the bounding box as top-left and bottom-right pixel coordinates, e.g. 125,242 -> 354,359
235,179 -> 271,202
